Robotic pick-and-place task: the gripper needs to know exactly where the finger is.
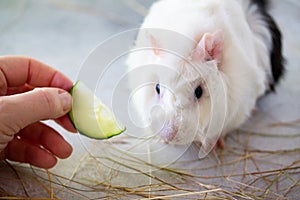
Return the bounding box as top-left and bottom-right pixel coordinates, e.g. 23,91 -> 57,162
0,132 -> 14,155
55,115 -> 77,133
5,137 -> 57,169
0,56 -> 73,90
6,84 -> 34,95
1,87 -> 72,131
18,122 -> 73,159
0,67 -> 7,95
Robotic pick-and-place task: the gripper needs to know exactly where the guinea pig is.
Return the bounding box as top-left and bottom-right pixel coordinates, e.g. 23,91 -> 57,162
126,0 -> 284,155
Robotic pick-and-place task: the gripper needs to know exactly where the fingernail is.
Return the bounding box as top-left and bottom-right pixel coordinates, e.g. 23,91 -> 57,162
59,91 -> 72,112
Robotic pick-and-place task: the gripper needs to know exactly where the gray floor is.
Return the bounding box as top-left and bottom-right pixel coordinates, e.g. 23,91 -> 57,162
0,0 -> 299,199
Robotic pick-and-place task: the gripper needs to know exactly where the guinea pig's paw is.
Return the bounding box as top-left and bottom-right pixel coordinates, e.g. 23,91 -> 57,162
251,106 -> 258,115
213,138 -> 225,151
199,137 -> 225,158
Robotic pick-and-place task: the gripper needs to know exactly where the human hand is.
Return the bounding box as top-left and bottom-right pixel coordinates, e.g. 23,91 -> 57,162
0,56 -> 77,169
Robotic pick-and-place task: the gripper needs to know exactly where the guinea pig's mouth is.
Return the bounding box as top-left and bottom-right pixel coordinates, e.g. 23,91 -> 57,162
159,123 -> 178,144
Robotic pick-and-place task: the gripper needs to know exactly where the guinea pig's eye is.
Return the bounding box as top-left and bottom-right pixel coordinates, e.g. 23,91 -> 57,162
155,83 -> 160,95
194,85 -> 203,99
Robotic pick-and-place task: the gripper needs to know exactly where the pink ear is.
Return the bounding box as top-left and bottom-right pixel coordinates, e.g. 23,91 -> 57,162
193,30 -> 224,64
149,34 -> 161,56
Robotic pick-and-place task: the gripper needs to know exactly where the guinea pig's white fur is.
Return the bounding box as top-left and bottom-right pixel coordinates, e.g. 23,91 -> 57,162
127,0 -> 273,152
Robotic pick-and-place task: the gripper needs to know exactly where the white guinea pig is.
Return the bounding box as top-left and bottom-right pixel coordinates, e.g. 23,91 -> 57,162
126,0 -> 284,154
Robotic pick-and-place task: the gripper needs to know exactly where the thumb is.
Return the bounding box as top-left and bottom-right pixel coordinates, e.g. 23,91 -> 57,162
0,88 -> 72,133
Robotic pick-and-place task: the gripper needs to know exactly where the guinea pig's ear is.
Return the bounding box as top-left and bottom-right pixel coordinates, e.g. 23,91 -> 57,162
193,30 -> 224,65
148,34 -> 161,56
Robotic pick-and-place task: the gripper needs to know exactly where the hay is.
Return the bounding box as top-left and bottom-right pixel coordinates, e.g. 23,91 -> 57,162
1,120 -> 299,199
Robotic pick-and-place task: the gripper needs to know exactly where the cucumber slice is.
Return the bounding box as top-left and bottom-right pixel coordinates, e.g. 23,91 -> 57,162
69,81 -> 125,139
